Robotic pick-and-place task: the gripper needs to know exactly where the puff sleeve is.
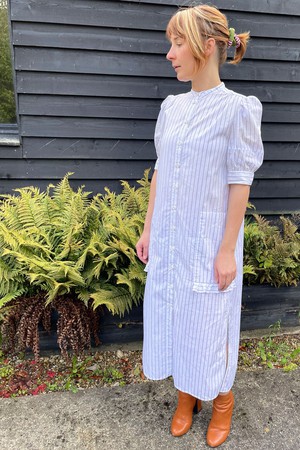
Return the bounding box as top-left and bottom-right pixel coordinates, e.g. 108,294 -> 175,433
227,96 -> 264,185
154,95 -> 174,171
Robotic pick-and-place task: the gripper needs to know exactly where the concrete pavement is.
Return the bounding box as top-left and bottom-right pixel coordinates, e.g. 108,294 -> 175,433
0,367 -> 299,450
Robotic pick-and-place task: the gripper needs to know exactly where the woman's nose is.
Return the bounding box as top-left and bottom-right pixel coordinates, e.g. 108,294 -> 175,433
166,47 -> 175,61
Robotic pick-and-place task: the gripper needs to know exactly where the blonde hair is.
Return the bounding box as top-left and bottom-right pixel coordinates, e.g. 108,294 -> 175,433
166,4 -> 250,67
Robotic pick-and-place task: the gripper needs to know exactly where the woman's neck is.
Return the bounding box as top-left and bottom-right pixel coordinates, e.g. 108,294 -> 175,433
191,62 -> 221,92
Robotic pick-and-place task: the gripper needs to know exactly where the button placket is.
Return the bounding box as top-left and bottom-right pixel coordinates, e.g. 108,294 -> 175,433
167,100 -> 196,297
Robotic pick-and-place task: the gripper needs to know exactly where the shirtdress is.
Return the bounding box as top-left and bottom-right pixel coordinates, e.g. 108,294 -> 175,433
142,82 -> 264,401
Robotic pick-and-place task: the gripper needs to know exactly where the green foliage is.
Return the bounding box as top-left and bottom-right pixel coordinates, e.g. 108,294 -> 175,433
0,4 -> 16,123
101,367 -> 125,384
0,171 -> 150,317
255,321 -> 300,370
243,214 -> 300,287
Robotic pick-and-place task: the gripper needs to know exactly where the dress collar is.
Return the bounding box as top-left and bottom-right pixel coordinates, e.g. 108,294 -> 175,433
190,82 -> 225,98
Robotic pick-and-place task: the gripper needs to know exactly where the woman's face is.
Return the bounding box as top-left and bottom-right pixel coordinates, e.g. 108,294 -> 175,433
166,35 -> 197,82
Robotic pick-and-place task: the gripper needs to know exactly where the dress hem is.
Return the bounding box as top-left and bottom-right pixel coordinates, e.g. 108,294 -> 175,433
143,371 -> 234,402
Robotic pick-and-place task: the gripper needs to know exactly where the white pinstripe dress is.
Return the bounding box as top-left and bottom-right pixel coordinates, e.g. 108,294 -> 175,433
142,82 -> 264,401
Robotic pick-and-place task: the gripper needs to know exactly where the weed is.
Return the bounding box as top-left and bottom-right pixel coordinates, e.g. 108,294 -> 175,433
255,321 -> 300,370
64,379 -> 78,393
0,365 -> 14,378
68,355 -> 93,380
102,367 -> 124,384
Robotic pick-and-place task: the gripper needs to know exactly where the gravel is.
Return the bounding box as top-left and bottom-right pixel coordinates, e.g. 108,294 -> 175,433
0,330 -> 299,398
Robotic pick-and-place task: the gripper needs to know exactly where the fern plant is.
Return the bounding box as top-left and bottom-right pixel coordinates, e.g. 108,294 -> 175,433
243,214 -> 300,287
0,172 -> 150,358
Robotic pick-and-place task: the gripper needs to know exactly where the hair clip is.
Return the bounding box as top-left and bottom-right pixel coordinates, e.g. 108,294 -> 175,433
227,27 -> 241,49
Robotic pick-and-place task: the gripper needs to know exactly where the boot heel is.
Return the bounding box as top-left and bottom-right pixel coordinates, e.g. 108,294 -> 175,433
193,399 -> 202,414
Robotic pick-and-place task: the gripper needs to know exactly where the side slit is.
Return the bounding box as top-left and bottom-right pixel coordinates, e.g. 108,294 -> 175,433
220,316 -> 230,393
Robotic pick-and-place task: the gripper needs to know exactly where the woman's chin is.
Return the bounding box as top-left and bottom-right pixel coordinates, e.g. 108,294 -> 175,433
175,70 -> 192,82
177,74 -> 191,83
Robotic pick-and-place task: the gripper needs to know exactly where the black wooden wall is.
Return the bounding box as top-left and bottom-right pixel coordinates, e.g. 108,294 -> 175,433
1,0 -> 300,214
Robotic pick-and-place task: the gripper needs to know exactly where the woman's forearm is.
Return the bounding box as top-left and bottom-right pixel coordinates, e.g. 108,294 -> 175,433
143,169 -> 157,233
136,170 -> 157,264
220,184 -> 250,252
214,184 -> 250,290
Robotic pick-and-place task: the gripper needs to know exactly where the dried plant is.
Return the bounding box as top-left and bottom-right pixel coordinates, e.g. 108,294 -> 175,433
1,295 -> 101,360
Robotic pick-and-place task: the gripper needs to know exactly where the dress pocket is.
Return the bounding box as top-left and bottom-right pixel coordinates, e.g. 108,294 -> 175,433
190,213 -> 237,294
192,279 -> 236,294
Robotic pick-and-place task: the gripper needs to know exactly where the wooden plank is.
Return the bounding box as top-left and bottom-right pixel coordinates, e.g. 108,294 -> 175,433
251,179 -> 300,198
21,116 -> 300,142
10,0 -> 300,37
262,104 -> 300,123
15,48 -> 300,82
12,23 -> 300,62
242,285 -> 300,306
244,38 -> 300,63
0,159 -> 154,179
125,0 -> 300,16
218,12 -> 300,40
21,117 -> 156,139
18,95 -> 161,119
14,47 -> 173,77
230,82 -> 300,104
20,116 -> 299,142
248,198 -> 300,214
22,139 -> 300,162
2,160 -> 299,187
262,124 -> 300,142
263,143 -> 300,161
16,73 -> 300,104
0,146 -> 23,159
256,161 -> 300,179
19,95 -> 300,123
13,22 -> 168,55
23,138 -> 155,159
223,0 -> 300,17
221,60 -> 300,83
11,0 -> 174,30
16,72 -> 185,98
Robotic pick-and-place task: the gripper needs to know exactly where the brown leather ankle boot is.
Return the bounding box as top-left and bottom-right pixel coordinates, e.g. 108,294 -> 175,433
170,390 -> 202,437
206,390 -> 234,447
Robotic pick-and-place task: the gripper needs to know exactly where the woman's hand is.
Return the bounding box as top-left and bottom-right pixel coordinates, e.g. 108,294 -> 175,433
136,231 -> 150,264
214,247 -> 237,291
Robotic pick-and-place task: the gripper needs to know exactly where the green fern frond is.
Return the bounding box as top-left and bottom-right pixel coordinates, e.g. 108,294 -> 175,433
243,264 -> 257,275
75,288 -> 92,306
90,286 -> 134,316
0,289 -> 27,308
128,263 -> 147,282
136,168 -> 151,189
44,280 -> 75,305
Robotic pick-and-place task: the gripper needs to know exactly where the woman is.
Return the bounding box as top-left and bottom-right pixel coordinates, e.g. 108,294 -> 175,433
136,4 -> 264,447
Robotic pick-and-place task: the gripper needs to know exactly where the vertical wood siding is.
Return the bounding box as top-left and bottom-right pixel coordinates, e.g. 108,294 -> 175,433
1,0 -> 299,214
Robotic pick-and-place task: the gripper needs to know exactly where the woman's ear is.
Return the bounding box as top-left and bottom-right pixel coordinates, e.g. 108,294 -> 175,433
205,37 -> 216,57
